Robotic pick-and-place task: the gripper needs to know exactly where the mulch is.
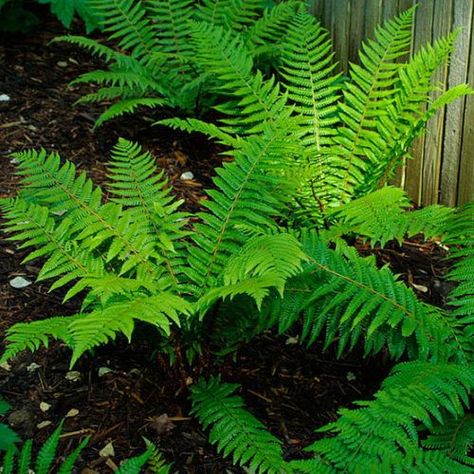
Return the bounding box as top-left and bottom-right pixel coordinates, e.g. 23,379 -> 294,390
0,9 -> 453,473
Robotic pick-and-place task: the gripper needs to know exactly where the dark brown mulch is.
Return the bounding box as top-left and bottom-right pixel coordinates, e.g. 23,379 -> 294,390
0,9 -> 453,474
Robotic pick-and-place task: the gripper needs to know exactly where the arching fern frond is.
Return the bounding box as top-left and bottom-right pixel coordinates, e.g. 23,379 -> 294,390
303,361 -> 474,473
423,414 -> 474,466
158,117 -> 240,148
10,148 -> 162,278
90,0 -> 157,60
278,10 -> 341,220
331,7 -> 415,204
95,98 -> 166,127
145,0 -> 194,62
186,122 -> 299,294
0,316 -> 79,364
190,21 -> 289,135
358,31 -> 468,195
197,233 -> 306,311
266,232 -> 465,362
244,1 -> 301,57
329,186 -> 453,246
107,138 -> 188,285
190,376 -> 286,473
444,201 -> 474,319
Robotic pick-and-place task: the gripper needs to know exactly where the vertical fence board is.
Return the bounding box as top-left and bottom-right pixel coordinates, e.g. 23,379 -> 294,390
346,0 -> 364,71
332,1 -> 351,72
405,1 -> 434,204
440,0 -> 473,205
457,11 -> 474,204
421,0 -> 453,205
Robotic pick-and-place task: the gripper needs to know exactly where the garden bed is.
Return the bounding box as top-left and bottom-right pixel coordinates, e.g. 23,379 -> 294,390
0,10 -> 456,473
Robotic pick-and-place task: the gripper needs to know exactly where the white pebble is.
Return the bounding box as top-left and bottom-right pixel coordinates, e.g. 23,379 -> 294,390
66,408 -> 79,418
65,371 -> 81,382
9,276 -> 32,289
40,402 -> 51,412
180,171 -> 194,180
26,362 -> 41,373
0,94 -> 10,102
98,367 -> 112,377
99,442 -> 115,458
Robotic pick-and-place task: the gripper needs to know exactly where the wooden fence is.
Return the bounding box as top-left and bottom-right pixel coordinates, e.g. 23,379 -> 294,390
308,0 -> 474,206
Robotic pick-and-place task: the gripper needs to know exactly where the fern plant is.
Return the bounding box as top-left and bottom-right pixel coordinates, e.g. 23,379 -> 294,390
0,421 -> 171,473
191,362 -> 474,473
2,117 -> 473,474
0,421 -> 89,474
55,0 -> 302,125
2,129 -> 468,368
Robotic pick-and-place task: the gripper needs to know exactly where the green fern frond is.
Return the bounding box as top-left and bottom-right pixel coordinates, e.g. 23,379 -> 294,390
332,7 -> 415,204
53,35 -> 124,63
17,439 -> 33,474
107,138 -> 188,285
358,31 -> 464,194
194,0 -> 233,26
2,422 -> 89,474
304,361 -> 474,473
222,0 -> 264,31
90,0 -> 157,60
57,436 -> 90,474
190,376 -> 286,473
35,421 -> 64,474
197,233 -> 307,310
190,21 -> 290,135
329,187 -> 453,246
10,148 -> 163,278
244,1 -> 301,56
95,98 -> 166,126
423,414 -> 474,466
268,232 -> 465,362
444,201 -> 474,319
67,292 -> 190,366
0,199 -> 108,295
0,399 -> 20,452
0,315 -> 79,364
157,117 -> 240,147
186,122 -> 299,294
145,0 -> 194,61
278,10 -> 341,219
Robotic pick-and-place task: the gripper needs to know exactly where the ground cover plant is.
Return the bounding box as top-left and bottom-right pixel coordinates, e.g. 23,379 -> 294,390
1,2 -> 473,473
57,0 -> 302,125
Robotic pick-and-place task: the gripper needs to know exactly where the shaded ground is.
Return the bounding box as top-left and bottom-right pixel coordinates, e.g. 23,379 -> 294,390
0,9 -> 453,473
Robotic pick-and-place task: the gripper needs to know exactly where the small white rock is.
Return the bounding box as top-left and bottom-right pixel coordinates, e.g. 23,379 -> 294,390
98,367 -> 112,377
66,408 -> 79,418
99,442 -> 115,458
37,420 -> 52,429
285,336 -> 299,345
39,402 -> 51,412
65,370 -> 82,382
180,171 -> 194,181
346,371 -> 357,382
412,283 -> 429,293
0,362 -> 12,372
0,94 -> 10,102
9,157 -> 19,164
26,362 -> 41,373
9,276 -> 32,289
